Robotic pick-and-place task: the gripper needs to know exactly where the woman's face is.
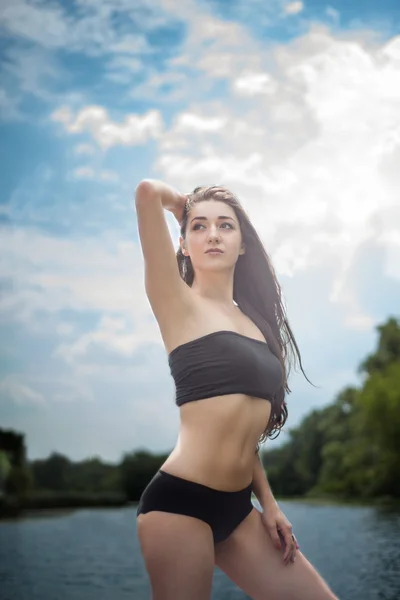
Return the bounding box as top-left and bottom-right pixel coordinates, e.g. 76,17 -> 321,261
180,200 -> 245,273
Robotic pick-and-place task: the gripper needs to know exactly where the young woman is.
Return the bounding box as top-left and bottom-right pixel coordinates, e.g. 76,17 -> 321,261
135,180 -> 338,600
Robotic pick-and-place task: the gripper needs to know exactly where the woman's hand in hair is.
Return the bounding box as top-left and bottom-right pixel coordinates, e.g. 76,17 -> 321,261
136,179 -> 187,224
170,192 -> 190,225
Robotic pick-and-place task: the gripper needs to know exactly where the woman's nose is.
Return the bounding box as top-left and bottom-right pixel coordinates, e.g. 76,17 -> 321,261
208,227 -> 220,240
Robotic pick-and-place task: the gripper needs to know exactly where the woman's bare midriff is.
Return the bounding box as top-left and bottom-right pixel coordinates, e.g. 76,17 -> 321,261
160,392 -> 272,492
158,294 -> 273,492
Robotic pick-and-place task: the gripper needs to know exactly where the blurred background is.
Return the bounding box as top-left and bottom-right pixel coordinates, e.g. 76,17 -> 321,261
0,0 -> 399,599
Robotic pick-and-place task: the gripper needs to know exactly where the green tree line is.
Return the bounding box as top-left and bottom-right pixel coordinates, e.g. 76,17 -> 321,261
1,316 -> 399,517
265,317 -> 400,501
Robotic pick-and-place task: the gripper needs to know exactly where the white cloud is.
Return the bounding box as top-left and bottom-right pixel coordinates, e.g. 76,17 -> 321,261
0,224 -> 166,381
175,113 -> 227,132
105,55 -> 145,85
344,313 -> 375,332
381,35 -> 400,61
5,8 -> 399,338
129,71 -> 189,102
51,382 -> 93,403
234,72 -> 278,96
0,228 -> 148,318
51,105 -> 164,149
152,25 -> 400,330
284,2 -> 304,16
100,170 -> 120,182
70,167 -> 119,182
56,323 -> 75,337
0,0 -> 175,119
0,87 -> 22,121
0,0 -> 165,54
52,105 -> 73,125
0,374 -> 94,406
326,6 -> 340,26
0,376 -> 45,406
0,0 -> 70,49
188,16 -> 263,77
2,44 -> 65,104
73,166 -> 96,179
74,143 -> 96,155
379,228 -> 400,281
108,35 -> 150,55
55,315 -> 161,365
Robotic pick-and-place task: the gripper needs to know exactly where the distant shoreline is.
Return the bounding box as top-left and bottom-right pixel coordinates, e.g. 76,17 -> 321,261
1,494 -> 398,522
271,495 -> 400,508
0,492 -> 129,520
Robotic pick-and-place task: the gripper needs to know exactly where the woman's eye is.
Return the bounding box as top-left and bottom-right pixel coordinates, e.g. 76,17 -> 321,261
193,222 -> 233,230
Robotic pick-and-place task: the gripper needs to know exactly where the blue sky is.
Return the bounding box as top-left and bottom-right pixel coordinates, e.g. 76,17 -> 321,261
1,0 -> 400,462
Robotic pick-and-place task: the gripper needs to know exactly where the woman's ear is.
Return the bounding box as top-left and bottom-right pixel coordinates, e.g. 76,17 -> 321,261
239,243 -> 246,255
179,236 -> 187,256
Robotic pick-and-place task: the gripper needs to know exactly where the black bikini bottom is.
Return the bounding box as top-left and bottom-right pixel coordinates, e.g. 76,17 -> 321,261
136,469 -> 254,545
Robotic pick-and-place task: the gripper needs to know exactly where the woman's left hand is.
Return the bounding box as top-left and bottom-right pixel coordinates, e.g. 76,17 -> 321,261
261,502 -> 299,565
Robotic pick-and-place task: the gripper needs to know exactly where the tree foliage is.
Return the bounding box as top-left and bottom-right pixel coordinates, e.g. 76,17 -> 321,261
263,316 -> 400,500
0,429 -> 32,500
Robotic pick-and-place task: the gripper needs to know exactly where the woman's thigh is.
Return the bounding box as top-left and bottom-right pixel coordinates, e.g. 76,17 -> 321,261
215,508 -> 338,600
137,510 -> 215,600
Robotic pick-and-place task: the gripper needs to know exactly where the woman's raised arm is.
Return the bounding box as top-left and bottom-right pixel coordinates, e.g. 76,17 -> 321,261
134,179 -> 192,327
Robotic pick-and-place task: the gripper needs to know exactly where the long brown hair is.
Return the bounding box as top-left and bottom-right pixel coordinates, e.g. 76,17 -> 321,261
176,186 -> 315,451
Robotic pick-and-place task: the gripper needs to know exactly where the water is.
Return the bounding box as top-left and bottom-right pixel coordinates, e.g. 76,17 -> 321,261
0,500 -> 399,600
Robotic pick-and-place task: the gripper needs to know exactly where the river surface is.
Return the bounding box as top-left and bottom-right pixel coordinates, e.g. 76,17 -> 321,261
0,500 -> 399,600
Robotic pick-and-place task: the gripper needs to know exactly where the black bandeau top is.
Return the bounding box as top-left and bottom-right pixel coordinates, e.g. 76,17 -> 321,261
168,330 -> 283,407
